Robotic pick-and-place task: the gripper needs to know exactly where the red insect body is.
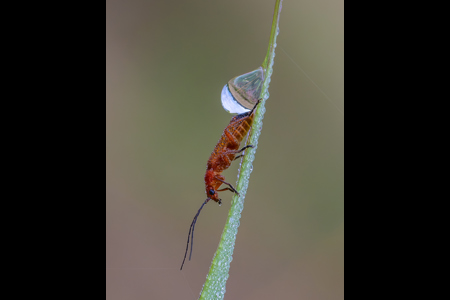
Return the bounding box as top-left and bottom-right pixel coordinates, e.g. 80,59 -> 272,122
204,107 -> 257,203
180,100 -> 260,270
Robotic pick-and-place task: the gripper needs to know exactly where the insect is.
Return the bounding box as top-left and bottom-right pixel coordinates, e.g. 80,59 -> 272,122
180,98 -> 261,270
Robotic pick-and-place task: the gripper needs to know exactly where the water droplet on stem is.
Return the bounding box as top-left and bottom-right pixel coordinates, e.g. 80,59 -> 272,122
221,67 -> 264,114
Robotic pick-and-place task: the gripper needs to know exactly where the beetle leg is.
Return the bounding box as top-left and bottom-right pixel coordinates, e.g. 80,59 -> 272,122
217,187 -> 234,193
215,176 -> 239,196
249,98 -> 261,115
236,145 -> 254,153
233,154 -> 243,161
224,145 -> 254,157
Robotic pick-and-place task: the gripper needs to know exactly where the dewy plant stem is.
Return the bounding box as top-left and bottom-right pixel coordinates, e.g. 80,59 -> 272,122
199,1 -> 283,299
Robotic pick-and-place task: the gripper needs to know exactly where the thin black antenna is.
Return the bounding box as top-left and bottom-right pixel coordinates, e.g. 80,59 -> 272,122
180,199 -> 209,270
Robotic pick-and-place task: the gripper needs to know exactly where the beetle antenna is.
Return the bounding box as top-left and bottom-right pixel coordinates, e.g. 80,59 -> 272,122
189,199 -> 209,260
180,198 -> 209,270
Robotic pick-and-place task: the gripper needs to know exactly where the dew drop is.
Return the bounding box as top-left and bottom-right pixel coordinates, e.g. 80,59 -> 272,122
221,67 -> 264,114
221,85 -> 249,114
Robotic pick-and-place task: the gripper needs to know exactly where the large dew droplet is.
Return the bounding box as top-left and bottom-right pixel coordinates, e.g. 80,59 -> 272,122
221,67 -> 264,114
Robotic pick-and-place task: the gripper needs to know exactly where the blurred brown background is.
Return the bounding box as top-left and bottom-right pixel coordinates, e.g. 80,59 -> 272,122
106,0 -> 343,299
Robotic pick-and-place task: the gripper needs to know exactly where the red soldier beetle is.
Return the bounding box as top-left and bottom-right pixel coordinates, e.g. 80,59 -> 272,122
180,99 -> 261,270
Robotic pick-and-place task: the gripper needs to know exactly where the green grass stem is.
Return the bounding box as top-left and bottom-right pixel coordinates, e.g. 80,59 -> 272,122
199,1 -> 283,299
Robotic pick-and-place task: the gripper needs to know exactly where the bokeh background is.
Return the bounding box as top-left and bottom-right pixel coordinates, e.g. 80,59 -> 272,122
106,0 -> 343,299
